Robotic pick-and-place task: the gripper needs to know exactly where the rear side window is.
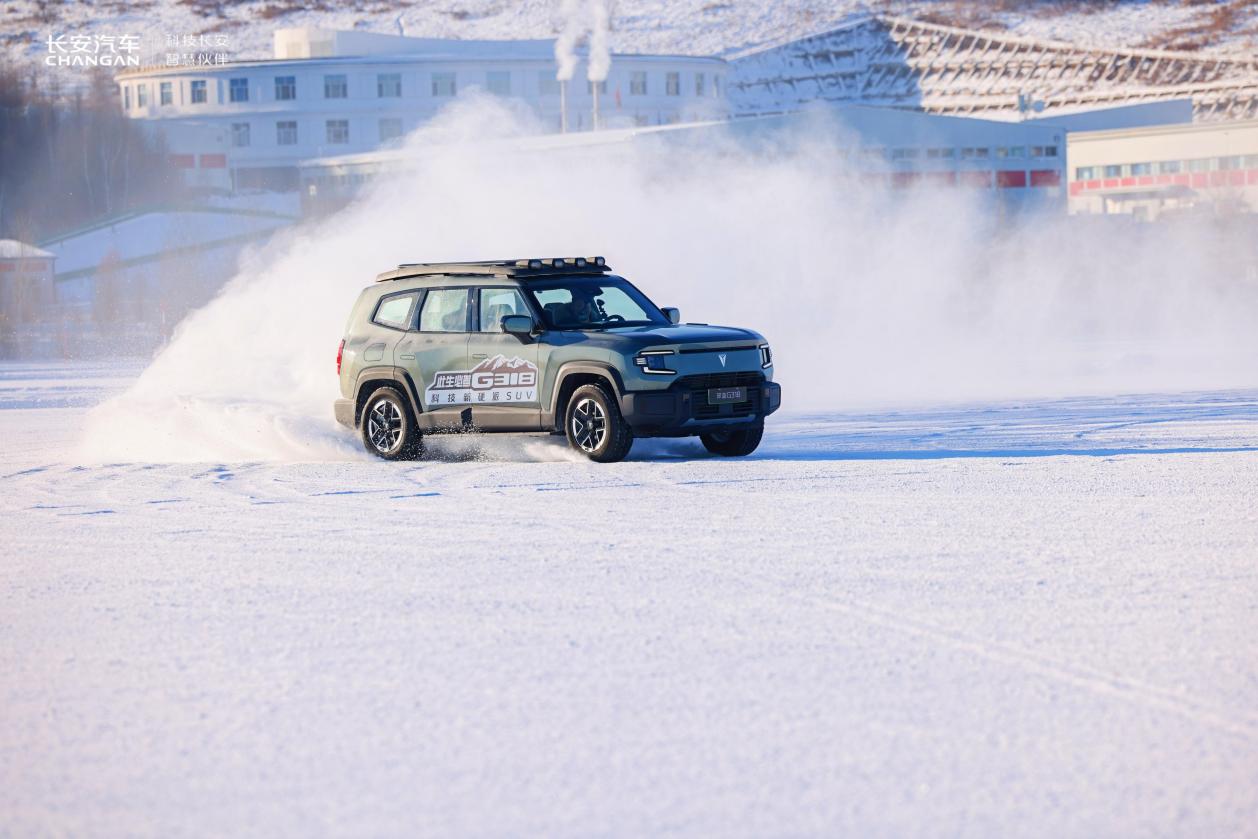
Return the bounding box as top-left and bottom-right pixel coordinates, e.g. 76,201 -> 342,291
373,293 -> 418,330
420,288 -> 470,332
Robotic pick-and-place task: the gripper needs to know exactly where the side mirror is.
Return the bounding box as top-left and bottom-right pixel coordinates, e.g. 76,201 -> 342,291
662,307 -> 681,324
502,314 -> 535,336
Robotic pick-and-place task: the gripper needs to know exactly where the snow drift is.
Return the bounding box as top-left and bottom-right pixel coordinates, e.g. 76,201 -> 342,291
80,96 -> 1258,462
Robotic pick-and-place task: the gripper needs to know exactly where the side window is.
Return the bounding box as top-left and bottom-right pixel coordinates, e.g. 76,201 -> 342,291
419,288 -> 470,332
372,293 -> 418,330
478,288 -> 529,332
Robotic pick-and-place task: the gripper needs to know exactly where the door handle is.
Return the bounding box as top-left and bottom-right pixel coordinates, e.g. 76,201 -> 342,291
472,353 -> 488,359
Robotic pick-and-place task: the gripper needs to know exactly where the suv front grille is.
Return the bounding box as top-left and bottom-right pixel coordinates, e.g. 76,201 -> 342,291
672,372 -> 763,420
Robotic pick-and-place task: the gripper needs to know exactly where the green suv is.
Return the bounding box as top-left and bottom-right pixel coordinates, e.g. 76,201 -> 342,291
334,257 -> 781,462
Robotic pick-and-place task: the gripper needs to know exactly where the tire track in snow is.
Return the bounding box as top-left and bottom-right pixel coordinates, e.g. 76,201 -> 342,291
763,577 -> 1258,741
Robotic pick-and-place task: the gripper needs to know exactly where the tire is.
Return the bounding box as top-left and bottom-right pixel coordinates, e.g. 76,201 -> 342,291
564,382 -> 633,463
700,421 -> 764,457
360,387 -> 422,460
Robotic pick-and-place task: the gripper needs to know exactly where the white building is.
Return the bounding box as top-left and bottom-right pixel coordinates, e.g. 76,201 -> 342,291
116,27 -> 729,192
1068,119 -> 1258,219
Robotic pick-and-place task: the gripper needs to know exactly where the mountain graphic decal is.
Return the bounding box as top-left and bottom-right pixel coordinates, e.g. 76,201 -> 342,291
425,354 -> 539,408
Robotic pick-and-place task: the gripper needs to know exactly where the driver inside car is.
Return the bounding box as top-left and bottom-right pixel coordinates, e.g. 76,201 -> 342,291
566,289 -> 602,325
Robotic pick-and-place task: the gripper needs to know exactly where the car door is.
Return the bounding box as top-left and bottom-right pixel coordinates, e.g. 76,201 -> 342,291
395,286 -> 471,430
464,286 -> 541,431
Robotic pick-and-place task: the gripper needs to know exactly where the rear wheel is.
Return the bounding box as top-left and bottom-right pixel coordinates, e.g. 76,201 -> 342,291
565,383 -> 633,463
361,387 -> 422,460
700,421 -> 764,457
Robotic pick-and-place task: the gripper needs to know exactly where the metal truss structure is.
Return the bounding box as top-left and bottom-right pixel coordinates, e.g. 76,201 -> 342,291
728,14 -> 1258,122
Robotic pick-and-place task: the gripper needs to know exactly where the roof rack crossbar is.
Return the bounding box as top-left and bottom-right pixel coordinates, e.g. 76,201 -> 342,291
376,256 -> 609,283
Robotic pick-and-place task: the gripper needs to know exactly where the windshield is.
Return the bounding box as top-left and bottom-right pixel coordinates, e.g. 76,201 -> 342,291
527,277 -> 668,330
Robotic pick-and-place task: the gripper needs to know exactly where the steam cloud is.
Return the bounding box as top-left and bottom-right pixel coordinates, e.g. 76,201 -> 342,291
553,0 -> 612,83
554,0 -> 583,82
80,98 -> 1258,462
588,0 -> 612,83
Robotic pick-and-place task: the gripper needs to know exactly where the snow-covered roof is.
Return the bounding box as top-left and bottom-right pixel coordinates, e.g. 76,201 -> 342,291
40,208 -> 296,278
0,239 -> 54,259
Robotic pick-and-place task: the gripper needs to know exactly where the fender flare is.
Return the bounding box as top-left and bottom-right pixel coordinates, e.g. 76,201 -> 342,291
547,362 -> 626,424
353,366 -> 424,423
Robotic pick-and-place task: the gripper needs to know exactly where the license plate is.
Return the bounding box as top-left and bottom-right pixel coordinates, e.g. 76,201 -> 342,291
708,386 -> 746,404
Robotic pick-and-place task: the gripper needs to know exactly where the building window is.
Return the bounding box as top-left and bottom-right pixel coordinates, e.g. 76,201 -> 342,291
1031,145 -> 1058,158
275,76 -> 296,101
229,78 -> 248,102
714,75 -> 721,95
1075,166 -> 1096,180
432,72 -> 456,96
1157,160 -> 1182,174
998,146 -> 1025,158
665,71 -> 680,96
377,73 -> 401,98
123,85 -> 131,109
961,147 -> 989,160
630,71 -> 647,95
326,119 -> 349,145
277,120 -> 297,146
231,123 -> 250,148
695,73 -> 705,96
1186,158 -> 1213,173
487,71 -> 511,96
1244,154 -> 1258,168
136,84 -> 148,108
190,80 -> 206,104
160,81 -> 172,106
379,117 -> 403,142
1102,164 -> 1122,177
891,147 -> 920,160
1130,162 -> 1153,176
1219,155 -> 1243,170
324,74 -> 348,99
587,79 -> 607,94
926,147 -> 955,159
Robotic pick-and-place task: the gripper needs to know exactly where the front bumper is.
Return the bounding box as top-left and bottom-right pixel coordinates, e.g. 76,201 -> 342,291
621,378 -> 781,436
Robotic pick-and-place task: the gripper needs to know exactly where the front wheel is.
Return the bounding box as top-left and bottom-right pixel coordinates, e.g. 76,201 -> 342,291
565,383 -> 633,463
361,387 -> 422,460
700,422 -> 764,457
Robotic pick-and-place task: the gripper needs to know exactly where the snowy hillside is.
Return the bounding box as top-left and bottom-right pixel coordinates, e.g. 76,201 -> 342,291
5,0 -> 1258,70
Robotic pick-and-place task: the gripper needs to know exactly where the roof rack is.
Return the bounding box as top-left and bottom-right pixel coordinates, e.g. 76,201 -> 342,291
376,256 -> 610,283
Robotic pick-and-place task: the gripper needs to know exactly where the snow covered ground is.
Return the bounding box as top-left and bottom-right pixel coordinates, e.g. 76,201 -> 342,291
3,361 -> 1258,835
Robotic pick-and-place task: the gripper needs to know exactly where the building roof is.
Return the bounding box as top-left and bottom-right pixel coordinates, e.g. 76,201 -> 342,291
1067,117 -> 1258,144
116,39 -> 725,79
0,239 -> 54,259
39,207 -> 296,277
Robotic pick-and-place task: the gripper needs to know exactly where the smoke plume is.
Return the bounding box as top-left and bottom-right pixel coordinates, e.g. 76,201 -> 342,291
588,0 -> 612,83
554,0 -> 583,82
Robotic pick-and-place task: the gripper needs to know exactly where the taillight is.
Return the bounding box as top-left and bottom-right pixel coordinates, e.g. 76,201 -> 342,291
336,339 -> 345,375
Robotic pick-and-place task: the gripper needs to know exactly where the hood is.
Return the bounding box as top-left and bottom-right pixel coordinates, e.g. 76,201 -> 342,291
603,322 -> 764,349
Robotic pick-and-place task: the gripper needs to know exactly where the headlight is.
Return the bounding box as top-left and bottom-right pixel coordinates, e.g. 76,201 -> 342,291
634,350 -> 676,374
759,343 -> 773,368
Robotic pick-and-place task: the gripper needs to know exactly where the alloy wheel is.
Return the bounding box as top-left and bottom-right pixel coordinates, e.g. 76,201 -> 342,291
570,397 -> 607,453
367,398 -> 403,453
